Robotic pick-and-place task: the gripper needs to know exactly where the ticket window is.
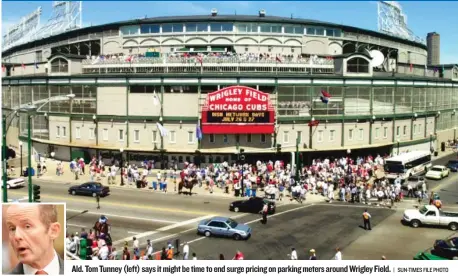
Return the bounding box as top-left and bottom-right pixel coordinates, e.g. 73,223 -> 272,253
178,156 -> 184,163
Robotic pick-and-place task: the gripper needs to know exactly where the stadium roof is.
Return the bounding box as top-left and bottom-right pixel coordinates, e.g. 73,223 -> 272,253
2,14 -> 427,55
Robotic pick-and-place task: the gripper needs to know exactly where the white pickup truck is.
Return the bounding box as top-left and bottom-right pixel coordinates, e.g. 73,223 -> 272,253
403,205 -> 458,231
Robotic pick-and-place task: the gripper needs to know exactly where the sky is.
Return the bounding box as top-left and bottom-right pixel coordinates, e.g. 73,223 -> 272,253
2,1 -> 457,64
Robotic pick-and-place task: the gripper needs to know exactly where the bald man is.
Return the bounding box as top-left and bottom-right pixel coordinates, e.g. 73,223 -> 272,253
5,204 -> 64,275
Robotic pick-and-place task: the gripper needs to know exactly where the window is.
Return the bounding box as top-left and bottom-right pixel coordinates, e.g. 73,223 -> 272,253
134,130 -> 140,143
283,131 -> 289,144
235,134 -> 240,144
418,124 -> 422,134
209,134 -> 215,143
210,23 -> 233,32
152,130 -> 158,143
35,51 -> 43,62
325,29 -> 341,37
185,23 -> 208,32
56,126 -> 61,137
89,128 -> 95,140
413,124 -> 417,135
306,27 -> 324,36
260,134 -> 266,143
188,131 -> 194,144
120,25 -> 139,35
403,126 -> 407,136
169,131 -> 176,143
140,24 -> 160,34
384,127 -> 388,138
247,133 -> 252,143
236,23 -> 258,32
396,126 -> 400,137
75,127 -> 81,139
50,58 -> 68,73
329,130 -> 335,142
223,134 -> 228,144
284,25 -> 304,34
103,129 -> 108,141
348,129 -> 353,140
359,129 -> 364,140
118,129 -> 124,141
346,57 -> 370,73
318,130 -> 324,142
375,128 -> 380,139
260,24 -> 282,33
162,24 -> 183,33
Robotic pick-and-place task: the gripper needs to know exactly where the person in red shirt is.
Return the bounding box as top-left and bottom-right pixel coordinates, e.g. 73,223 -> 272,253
233,250 -> 244,260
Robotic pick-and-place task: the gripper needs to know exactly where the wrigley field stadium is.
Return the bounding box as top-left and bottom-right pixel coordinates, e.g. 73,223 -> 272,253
2,1 -> 458,169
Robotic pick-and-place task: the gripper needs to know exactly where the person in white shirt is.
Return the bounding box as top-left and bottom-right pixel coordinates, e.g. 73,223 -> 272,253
334,247 -> 342,260
98,242 -> 109,260
133,237 -> 140,259
183,242 -> 190,260
146,240 -> 153,259
289,248 -> 298,260
192,253 -> 197,260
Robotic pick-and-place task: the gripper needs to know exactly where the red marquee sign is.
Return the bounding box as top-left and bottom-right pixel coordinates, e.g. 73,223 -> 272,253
201,86 -> 275,134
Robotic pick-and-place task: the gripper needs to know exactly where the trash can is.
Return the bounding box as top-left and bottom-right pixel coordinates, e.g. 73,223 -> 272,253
441,142 -> 446,152
434,151 -> 438,157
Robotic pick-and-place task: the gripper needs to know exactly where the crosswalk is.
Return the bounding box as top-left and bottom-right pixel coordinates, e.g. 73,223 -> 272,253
7,196 -> 28,202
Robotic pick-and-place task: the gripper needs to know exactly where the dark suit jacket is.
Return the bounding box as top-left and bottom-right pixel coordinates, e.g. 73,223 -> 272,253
8,254 -> 64,275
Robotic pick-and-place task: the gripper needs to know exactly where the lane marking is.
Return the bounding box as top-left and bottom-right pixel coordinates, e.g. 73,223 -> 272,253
128,231 -> 141,235
7,190 -> 215,217
67,223 -> 87,228
147,204 -> 316,255
66,209 -> 178,224
112,214 -> 214,246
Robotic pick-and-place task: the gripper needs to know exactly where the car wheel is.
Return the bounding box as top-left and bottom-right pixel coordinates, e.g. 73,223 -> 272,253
92,192 -> 97,197
411,220 -> 421,228
71,190 -> 76,195
204,231 -> 211,237
6,184 -> 11,189
234,207 -> 240,212
233,234 -> 242,240
449,222 -> 457,231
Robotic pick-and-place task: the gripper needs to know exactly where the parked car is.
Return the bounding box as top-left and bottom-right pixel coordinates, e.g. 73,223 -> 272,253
68,182 -> 110,197
432,238 -> 458,260
1,176 -> 25,189
425,165 -> 450,180
229,197 -> 276,214
413,252 -> 448,260
197,216 -> 251,240
402,205 -> 458,231
446,160 -> 458,172
403,176 -> 426,190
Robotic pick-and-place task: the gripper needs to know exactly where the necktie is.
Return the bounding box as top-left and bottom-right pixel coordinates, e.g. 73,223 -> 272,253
35,270 -> 48,275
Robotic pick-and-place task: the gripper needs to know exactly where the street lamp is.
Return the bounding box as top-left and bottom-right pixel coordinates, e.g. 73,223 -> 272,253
396,139 -> 400,155
19,141 -> 23,176
429,132 -> 434,153
454,127 -> 457,142
119,148 -> 124,186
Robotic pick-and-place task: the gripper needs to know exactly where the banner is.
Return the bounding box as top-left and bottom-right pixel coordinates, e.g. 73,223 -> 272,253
201,86 -> 275,134
66,260 -> 456,275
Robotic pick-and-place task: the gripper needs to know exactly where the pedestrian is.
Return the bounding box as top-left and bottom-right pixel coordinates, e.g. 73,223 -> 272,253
333,247 -> 342,260
381,255 -> 387,260
192,253 -> 197,260
146,240 -> 153,259
96,194 -> 100,209
289,247 -> 298,260
219,254 -> 225,260
166,244 -> 174,260
362,209 -> 372,230
160,247 -> 167,260
309,249 -> 317,260
260,203 -> 268,224
183,242 -> 189,260
132,237 -> 140,260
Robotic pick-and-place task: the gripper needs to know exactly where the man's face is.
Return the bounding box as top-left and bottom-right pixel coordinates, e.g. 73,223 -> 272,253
5,205 -> 59,267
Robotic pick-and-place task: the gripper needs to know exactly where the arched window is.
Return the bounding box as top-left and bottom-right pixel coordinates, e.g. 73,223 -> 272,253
347,57 -> 370,73
50,58 -> 69,73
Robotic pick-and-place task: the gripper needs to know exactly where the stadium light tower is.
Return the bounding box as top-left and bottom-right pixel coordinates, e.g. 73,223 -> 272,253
377,1 -> 425,44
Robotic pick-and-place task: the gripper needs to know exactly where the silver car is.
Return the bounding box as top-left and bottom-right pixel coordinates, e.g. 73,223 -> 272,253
197,216 -> 252,240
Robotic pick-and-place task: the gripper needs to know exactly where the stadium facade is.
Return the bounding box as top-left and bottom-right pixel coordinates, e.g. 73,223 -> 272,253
2,12 -> 458,167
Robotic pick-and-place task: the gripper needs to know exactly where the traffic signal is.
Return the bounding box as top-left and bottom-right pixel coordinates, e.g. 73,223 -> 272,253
276,144 -> 282,153
238,148 -> 245,161
33,184 -> 41,202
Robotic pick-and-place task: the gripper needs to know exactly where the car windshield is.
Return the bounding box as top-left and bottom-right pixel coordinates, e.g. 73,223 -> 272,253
226,219 -> 238,228
407,177 -> 419,181
384,163 -> 405,174
430,167 -> 442,172
419,206 -> 429,215
447,161 -> 458,165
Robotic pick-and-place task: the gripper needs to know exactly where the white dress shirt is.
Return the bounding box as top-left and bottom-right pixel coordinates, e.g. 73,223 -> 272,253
23,250 -> 60,275
334,251 -> 342,260
290,250 -> 298,260
99,245 -> 110,260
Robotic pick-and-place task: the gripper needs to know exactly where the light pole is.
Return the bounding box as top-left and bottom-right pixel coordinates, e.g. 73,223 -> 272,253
19,141 -> 23,176
119,148 -> 124,186
429,132 -> 433,153
396,139 -> 400,155
159,116 -> 164,170
454,127 -> 457,142
295,131 -> 302,183
27,112 -> 34,202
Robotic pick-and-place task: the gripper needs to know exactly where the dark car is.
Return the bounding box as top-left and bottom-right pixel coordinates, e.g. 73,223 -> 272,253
68,182 -> 110,197
446,160 -> 458,172
432,238 -> 458,260
229,197 -> 275,214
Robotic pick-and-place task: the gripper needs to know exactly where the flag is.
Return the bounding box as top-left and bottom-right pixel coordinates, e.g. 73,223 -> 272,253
125,55 -> 133,63
409,63 -> 413,72
21,63 -> 25,69
320,90 -> 331,104
434,67 -> 438,73
196,55 -> 203,66
156,122 -> 168,137
35,61 -> 39,69
196,122 -> 203,141
2,65 -> 5,72
152,90 -> 159,106
276,56 -> 282,63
